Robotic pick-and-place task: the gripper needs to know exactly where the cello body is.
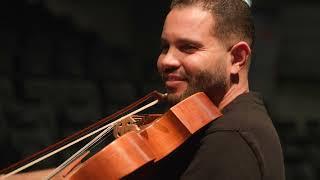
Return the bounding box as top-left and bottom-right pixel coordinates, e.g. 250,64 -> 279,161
66,92 -> 221,180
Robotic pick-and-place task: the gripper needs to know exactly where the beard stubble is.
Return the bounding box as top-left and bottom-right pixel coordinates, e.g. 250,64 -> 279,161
166,59 -> 229,106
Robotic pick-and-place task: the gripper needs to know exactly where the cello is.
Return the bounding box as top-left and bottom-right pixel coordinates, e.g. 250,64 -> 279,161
1,91 -> 221,179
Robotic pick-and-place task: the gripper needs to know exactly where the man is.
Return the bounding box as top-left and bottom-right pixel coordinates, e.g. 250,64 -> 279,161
154,0 -> 285,179
2,0 -> 285,179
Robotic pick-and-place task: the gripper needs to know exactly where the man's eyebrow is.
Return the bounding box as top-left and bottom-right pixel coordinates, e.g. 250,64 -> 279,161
177,38 -> 203,46
160,37 -> 203,47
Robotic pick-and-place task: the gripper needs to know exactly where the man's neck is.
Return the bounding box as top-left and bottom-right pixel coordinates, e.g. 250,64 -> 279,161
218,81 -> 249,110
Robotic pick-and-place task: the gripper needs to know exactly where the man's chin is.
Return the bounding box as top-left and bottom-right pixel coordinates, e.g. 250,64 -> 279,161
166,85 -> 204,106
166,90 -> 185,105
166,88 -> 198,105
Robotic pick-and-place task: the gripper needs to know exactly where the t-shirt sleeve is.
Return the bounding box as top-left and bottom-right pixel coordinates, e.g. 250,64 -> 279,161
180,131 -> 261,180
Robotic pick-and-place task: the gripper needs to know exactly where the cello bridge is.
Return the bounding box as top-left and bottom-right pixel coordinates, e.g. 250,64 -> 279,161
113,116 -> 141,138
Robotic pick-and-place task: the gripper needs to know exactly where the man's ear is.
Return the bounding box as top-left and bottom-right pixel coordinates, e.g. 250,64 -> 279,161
230,41 -> 251,74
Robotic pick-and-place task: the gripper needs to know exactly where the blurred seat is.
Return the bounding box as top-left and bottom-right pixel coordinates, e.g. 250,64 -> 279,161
23,79 -> 57,103
273,83 -> 320,131
0,105 -> 10,147
102,81 -> 138,114
60,103 -> 102,127
6,103 -> 57,130
58,103 -> 103,150
305,118 -> 320,140
0,26 -> 19,76
54,35 -> 86,78
9,129 -> 57,168
22,78 -> 102,141
285,162 -> 316,180
103,81 -> 137,103
6,103 -> 58,168
18,31 -> 54,77
0,77 -> 16,102
249,13 -> 280,99
305,145 -> 320,170
87,39 -> 131,80
0,50 -> 14,76
23,79 -> 101,105
273,116 -> 300,144
56,79 -> 101,105
0,105 -> 14,168
278,6 -> 320,81
282,143 -> 305,164
140,82 -> 165,96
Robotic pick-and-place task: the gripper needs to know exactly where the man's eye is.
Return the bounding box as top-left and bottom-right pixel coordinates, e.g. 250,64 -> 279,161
179,44 -> 198,54
160,44 -> 169,54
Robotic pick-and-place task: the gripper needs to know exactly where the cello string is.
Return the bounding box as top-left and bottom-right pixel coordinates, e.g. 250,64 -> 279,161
2,98 -> 160,179
1,122 -> 116,179
86,128 -> 115,155
1,91 -> 164,177
45,99 -> 160,180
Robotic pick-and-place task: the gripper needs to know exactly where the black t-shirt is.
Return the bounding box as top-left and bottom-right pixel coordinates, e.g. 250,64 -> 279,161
149,92 -> 285,180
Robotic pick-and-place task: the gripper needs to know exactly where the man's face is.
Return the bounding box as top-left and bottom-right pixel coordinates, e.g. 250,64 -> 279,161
157,6 -> 231,104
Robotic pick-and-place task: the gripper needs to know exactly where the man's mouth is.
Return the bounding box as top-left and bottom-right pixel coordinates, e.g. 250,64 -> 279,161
164,73 -> 186,81
163,74 -> 187,90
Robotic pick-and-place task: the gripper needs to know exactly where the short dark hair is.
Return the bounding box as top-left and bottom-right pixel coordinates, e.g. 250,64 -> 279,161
170,0 -> 255,49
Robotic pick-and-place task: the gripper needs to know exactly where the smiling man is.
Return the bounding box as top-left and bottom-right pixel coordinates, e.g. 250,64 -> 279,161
158,1 -> 252,108
0,0 -> 285,179
155,0 -> 285,179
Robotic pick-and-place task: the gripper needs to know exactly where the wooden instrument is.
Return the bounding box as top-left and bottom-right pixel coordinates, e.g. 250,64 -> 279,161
1,91 -> 221,179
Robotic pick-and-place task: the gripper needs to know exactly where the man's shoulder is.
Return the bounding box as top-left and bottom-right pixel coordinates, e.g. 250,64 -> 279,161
207,92 -> 272,133
196,92 -> 285,180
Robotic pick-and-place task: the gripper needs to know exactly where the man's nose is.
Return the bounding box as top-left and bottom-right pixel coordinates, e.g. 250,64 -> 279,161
157,49 -> 181,73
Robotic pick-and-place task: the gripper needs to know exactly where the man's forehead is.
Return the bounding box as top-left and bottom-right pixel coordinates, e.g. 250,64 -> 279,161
166,6 -> 213,25
162,6 -> 215,41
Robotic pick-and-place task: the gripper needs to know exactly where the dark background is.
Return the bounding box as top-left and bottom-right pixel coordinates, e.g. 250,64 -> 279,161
0,0 -> 319,179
